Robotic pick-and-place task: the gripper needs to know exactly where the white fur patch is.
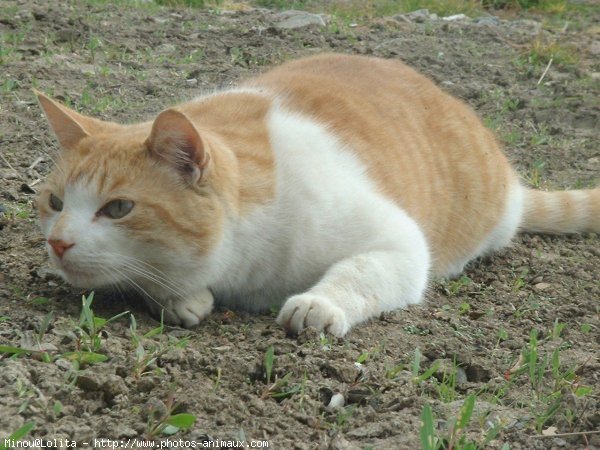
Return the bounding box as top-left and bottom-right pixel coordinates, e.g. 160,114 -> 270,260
210,106 -> 431,334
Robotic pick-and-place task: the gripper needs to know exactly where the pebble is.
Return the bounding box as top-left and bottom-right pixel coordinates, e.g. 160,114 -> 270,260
142,397 -> 168,421
443,14 -> 469,22
0,169 -> 20,180
273,10 -> 327,29
55,358 -> 73,371
395,9 -> 431,23
534,282 -> 551,291
473,16 -> 501,26
327,392 -> 345,410
329,434 -> 354,450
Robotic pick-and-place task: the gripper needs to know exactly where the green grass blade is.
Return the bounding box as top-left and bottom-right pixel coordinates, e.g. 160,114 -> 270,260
0,422 -> 35,449
419,403 -> 438,450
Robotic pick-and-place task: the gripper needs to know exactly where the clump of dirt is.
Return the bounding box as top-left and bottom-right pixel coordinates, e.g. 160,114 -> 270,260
0,1 -> 598,449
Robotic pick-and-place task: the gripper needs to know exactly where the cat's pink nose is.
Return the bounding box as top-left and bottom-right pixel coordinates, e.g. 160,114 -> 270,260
48,239 -> 75,258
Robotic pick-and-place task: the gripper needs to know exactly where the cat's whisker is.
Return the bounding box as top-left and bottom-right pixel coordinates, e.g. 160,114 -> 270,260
117,255 -> 184,290
108,253 -> 188,298
120,261 -> 187,300
98,266 -> 128,301
116,270 -> 174,315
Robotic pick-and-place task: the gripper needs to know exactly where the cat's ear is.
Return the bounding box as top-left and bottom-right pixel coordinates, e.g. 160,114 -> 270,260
34,90 -> 108,151
146,109 -> 210,185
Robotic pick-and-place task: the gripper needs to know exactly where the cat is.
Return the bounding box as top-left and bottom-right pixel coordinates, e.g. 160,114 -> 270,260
35,53 -> 599,337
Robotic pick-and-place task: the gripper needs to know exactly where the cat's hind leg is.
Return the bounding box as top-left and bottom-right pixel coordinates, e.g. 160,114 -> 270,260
277,220 -> 430,337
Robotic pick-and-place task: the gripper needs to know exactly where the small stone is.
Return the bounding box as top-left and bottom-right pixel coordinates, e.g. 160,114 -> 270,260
102,375 -> 128,400
585,156 -> 599,170
443,14 -> 469,22
327,393 -> 345,410
55,358 -> 73,371
1,161 -> 17,177
274,10 -> 327,29
534,282 -> 551,291
465,363 -> 492,382
116,425 -> 137,438
473,16 -> 500,27
157,43 -> 176,53
322,361 -> 360,383
76,373 -> 102,392
395,9 -> 430,23
186,78 -> 198,86
434,359 -> 468,386
142,397 -> 168,422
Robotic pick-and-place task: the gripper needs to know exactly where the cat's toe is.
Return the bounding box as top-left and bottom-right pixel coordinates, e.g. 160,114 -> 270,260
173,290 -> 214,328
277,294 -> 349,337
146,289 -> 214,328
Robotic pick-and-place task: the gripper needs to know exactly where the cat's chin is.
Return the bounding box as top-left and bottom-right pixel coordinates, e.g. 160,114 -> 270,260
56,265 -> 107,289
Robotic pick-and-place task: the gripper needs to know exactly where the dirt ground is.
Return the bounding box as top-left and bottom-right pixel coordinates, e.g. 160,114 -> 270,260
0,1 -> 598,449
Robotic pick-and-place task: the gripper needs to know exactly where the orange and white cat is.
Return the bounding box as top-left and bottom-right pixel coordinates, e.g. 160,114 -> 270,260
36,54 -> 599,336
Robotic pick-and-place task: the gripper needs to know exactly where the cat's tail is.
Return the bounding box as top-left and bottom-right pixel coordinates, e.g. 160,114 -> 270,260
520,188 -> 600,233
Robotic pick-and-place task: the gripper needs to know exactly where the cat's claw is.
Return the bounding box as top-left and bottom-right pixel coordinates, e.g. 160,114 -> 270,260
147,288 -> 214,328
277,293 -> 350,337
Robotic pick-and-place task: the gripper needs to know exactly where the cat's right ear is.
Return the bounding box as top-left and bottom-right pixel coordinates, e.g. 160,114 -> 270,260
34,90 -> 107,151
146,109 -> 210,186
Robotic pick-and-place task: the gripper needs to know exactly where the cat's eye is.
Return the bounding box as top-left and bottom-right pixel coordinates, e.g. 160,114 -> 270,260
49,193 -> 63,212
97,199 -> 134,219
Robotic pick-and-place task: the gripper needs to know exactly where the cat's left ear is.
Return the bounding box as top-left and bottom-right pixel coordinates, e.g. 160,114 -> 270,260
146,109 -> 210,185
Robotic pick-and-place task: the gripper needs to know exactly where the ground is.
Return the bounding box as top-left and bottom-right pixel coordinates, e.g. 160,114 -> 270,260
0,1 -> 599,449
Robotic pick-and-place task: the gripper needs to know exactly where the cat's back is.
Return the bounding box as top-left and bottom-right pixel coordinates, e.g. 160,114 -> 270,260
247,54 -> 519,275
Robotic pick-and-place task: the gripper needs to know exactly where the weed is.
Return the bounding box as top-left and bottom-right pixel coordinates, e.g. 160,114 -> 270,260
260,346 -> 301,400
506,327 -> 594,432
264,345 -> 274,384
420,394 -> 502,449
512,267 -> 529,291
145,392 -> 196,438
75,292 -> 129,353
411,348 -> 440,385
129,313 -> 190,379
319,332 -> 333,351
445,275 -> 472,296
0,422 -> 35,450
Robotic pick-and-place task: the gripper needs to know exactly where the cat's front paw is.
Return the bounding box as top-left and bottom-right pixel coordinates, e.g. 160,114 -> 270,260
146,288 -> 214,328
277,294 -> 350,337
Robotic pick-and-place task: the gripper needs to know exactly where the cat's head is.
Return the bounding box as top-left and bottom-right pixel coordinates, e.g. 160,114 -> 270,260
35,91 -> 231,291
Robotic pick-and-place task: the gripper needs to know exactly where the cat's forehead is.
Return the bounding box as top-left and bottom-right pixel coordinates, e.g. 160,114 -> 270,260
55,135 -> 150,193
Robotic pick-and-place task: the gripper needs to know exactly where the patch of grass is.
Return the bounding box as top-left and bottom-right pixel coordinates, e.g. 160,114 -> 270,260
523,159 -> 547,188
445,275 -> 472,296
1,203 -> 34,223
76,292 -> 129,353
503,327 -> 594,433
259,346 -> 302,400
525,38 -> 579,69
129,312 -> 190,379
420,395 -> 503,450
145,392 -> 197,438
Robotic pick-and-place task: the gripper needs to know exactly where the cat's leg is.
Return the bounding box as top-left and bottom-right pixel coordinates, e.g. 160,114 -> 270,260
277,234 -> 430,337
145,287 -> 214,328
